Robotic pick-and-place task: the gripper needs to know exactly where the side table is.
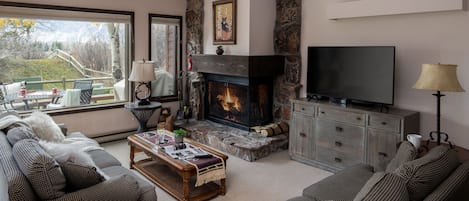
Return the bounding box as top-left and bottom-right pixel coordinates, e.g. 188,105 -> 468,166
125,101 -> 162,133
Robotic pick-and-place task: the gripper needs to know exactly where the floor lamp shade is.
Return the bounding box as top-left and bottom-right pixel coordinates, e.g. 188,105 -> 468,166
413,63 -> 465,146
413,64 -> 464,92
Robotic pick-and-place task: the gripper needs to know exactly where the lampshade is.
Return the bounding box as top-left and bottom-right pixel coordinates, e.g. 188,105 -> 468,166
128,61 -> 156,82
413,64 -> 465,92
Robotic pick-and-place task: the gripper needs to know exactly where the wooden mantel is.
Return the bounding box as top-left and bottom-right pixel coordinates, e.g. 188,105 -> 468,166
191,55 -> 284,78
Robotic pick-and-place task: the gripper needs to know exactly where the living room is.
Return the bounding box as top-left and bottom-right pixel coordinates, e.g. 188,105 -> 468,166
1,0 -> 469,200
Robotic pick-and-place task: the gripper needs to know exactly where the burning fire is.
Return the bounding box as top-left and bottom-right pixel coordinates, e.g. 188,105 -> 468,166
216,86 -> 241,112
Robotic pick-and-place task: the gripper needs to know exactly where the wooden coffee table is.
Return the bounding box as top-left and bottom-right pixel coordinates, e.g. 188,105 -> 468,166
128,133 -> 228,201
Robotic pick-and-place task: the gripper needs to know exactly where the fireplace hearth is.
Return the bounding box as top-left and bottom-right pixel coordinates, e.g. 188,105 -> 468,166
192,55 -> 284,130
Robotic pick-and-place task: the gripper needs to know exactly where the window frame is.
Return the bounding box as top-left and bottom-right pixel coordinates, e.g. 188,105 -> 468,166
0,1 -> 135,114
148,13 -> 182,103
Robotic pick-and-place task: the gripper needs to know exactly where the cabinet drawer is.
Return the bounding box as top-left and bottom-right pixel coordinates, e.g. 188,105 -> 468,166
316,146 -> 364,169
317,107 -> 365,125
293,102 -> 315,114
369,115 -> 401,132
315,119 -> 365,147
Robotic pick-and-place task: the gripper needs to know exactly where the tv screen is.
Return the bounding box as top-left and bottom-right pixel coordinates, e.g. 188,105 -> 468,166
307,46 -> 395,105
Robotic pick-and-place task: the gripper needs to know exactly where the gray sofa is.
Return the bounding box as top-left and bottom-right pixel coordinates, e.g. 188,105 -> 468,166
0,114 -> 157,201
288,141 -> 469,201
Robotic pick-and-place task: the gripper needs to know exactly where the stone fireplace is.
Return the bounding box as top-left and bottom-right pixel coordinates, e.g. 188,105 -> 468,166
205,73 -> 272,129
192,55 -> 284,130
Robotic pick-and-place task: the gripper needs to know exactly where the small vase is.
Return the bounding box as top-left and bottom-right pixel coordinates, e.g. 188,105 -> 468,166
175,135 -> 184,144
216,48 -> 224,55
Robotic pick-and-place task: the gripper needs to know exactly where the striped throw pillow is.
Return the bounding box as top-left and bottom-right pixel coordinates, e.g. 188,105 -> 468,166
12,139 -> 66,200
394,145 -> 459,201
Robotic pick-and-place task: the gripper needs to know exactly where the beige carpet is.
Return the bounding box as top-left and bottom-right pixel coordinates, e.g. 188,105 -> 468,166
101,140 -> 332,201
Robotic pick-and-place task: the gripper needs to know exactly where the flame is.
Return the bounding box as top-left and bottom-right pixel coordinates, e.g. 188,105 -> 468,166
216,86 -> 241,112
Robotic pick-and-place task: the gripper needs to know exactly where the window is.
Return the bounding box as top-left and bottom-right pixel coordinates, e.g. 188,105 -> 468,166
0,2 -> 133,112
149,14 -> 181,102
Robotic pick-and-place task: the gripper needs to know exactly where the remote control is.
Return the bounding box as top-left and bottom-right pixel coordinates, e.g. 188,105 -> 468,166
194,154 -> 213,158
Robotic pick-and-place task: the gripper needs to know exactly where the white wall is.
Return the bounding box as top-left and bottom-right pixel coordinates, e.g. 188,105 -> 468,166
249,0 -> 275,55
8,0 -> 185,136
302,0 -> 469,149
203,0 -> 275,55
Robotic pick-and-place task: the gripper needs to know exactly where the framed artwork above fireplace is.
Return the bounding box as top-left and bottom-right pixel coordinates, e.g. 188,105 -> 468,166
213,0 -> 237,45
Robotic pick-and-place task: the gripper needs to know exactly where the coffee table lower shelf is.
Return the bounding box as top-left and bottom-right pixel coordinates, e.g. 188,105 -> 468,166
133,159 -> 223,201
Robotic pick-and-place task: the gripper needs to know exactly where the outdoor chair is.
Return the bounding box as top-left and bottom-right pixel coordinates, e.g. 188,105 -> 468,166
13,76 -> 43,90
0,82 -> 28,111
73,80 -> 93,104
46,89 -> 81,109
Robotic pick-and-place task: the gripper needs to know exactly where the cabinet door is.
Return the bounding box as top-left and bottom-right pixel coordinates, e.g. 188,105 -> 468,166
367,128 -> 400,171
290,112 -> 315,160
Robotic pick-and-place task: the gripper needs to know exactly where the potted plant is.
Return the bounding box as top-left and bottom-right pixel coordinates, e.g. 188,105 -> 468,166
216,46 -> 224,55
173,128 -> 187,144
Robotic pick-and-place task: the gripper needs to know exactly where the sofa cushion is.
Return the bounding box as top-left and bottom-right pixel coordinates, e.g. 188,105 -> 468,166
51,174 -> 140,201
394,145 -> 459,201
60,161 -> 105,191
101,166 -> 157,201
303,164 -> 374,201
0,162 -> 9,201
0,134 -> 38,201
87,149 -> 122,169
12,139 -> 66,200
354,172 -> 409,201
6,126 -> 38,145
23,111 -> 65,142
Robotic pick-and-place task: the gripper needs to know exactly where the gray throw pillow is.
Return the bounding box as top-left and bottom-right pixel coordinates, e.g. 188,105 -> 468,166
354,172 -> 409,201
385,141 -> 417,172
12,139 -> 66,200
60,161 -> 106,191
394,145 -> 459,201
6,126 -> 38,145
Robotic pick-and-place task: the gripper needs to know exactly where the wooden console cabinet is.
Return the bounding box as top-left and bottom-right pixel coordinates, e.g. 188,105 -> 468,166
289,98 -> 419,172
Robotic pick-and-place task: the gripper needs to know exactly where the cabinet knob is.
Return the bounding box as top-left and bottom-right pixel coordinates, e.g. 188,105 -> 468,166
301,108 -> 305,111
381,122 -> 387,125
299,132 -> 306,137
334,157 -> 342,163
356,117 -> 362,121
335,127 -> 343,132
378,152 -> 388,157
320,111 -> 325,114
335,141 -> 342,147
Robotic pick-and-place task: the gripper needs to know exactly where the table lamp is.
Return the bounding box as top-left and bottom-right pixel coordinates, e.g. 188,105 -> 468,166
413,63 -> 465,146
129,60 -> 156,105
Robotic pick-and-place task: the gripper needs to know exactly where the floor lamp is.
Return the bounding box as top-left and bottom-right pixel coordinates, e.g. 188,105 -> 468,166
129,60 -> 156,105
413,64 -> 465,147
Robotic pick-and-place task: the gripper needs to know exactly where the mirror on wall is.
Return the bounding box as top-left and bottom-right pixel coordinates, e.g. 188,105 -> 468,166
149,14 -> 182,102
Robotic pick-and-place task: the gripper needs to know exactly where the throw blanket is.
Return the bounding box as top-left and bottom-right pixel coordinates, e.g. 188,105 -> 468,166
0,114 -> 31,130
62,136 -> 103,152
184,154 -> 226,187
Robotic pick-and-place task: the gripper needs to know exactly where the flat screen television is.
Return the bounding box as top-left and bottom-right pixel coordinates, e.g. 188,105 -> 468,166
307,46 -> 395,105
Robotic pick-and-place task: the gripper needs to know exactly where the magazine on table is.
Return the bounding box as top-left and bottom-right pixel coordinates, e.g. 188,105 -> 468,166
163,143 -> 209,159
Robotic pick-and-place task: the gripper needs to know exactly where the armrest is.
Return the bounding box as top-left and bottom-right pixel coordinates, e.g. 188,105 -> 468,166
303,164 -> 374,201
51,175 -> 140,201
